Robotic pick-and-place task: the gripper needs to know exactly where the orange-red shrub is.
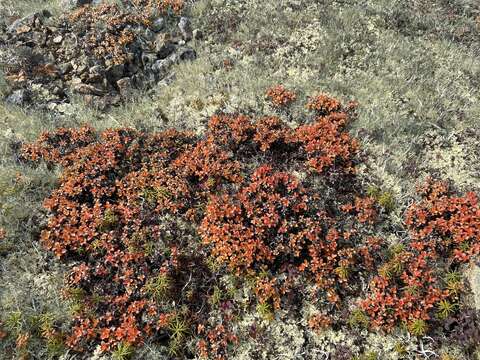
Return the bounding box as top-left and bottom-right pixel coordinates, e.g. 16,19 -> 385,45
265,85 -> 297,107
360,178 -> 480,331
306,93 -> 341,115
20,91 -> 379,356
294,112 -> 359,174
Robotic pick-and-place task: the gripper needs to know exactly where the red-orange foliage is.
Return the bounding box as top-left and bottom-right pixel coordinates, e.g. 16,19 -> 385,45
306,93 -> 341,114
308,313 -> 333,333
360,178 -> 480,331
19,91 -> 376,356
294,112 -> 359,174
265,85 -> 297,107
405,177 -> 480,262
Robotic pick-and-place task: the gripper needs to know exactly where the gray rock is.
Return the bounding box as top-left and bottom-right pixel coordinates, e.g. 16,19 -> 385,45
52,35 -> 63,44
76,64 -> 88,75
58,62 -> 73,75
32,31 -> 47,47
152,59 -> 172,75
141,52 -> 158,67
6,89 -> 31,105
468,265 -> 480,311
178,17 -> 192,41
60,0 -> 92,10
116,77 -> 134,97
178,47 -> 197,61
192,29 -> 203,40
106,63 -> 125,82
7,11 -> 49,33
143,29 -> 156,42
89,65 -> 105,76
151,18 -> 165,32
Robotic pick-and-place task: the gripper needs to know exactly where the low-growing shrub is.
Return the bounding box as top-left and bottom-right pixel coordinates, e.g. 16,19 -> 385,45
20,90 -> 480,357
360,178 -> 480,333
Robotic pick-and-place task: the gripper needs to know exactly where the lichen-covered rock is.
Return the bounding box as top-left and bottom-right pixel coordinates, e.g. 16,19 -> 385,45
468,264 -> 480,311
178,16 -> 192,41
5,89 -> 30,105
7,11 -> 50,33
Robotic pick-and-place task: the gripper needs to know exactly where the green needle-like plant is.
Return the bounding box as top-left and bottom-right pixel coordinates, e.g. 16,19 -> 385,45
436,300 -> 457,320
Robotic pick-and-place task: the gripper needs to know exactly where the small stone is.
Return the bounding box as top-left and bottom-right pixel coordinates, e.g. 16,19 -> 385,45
178,47 -> 197,61
59,62 -> 73,75
151,18 -> 165,32
116,77 -> 134,97
52,86 -> 64,96
32,31 -> 47,46
46,102 -> 58,111
16,25 -> 32,34
76,64 -> 88,75
6,89 -> 31,106
152,58 -> 172,74
143,29 -> 156,42
178,17 -> 192,41
141,52 -> 158,67
192,29 -> 203,40
56,103 -> 75,115
53,35 -> 63,44
89,65 -> 105,75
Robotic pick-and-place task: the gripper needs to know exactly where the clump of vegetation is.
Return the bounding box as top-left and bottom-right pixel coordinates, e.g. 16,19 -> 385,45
265,85 -> 297,107
360,177 -> 480,334
17,89 -> 480,358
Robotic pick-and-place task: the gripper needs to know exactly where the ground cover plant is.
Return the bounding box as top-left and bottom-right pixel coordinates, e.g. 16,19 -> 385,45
1,0 -> 480,359
0,88 -> 476,359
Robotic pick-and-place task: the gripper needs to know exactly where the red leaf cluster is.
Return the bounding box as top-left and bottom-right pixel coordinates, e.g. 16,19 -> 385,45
19,91 -> 373,356
361,178 -> 480,331
265,85 -> 297,107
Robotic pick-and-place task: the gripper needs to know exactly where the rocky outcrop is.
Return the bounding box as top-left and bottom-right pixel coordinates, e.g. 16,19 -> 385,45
0,3 -> 199,112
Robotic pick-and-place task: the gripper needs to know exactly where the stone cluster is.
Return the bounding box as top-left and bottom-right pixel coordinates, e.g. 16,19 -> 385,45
0,2 -> 201,112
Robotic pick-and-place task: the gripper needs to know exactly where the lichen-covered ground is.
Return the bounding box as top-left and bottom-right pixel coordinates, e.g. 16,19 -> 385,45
1,0 -> 480,359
